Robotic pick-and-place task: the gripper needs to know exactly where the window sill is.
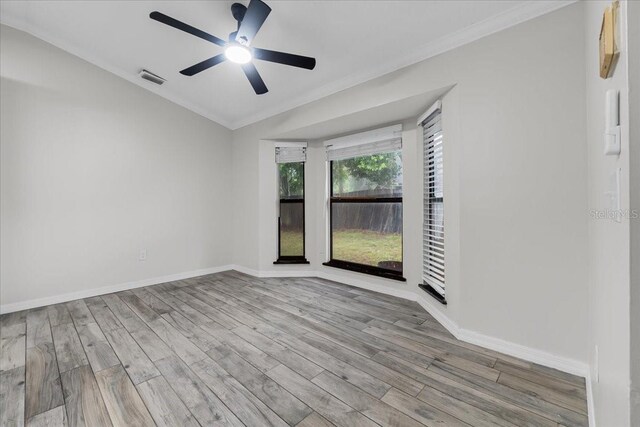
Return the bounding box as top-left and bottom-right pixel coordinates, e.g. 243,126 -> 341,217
418,283 -> 447,305
274,258 -> 310,265
323,260 -> 406,282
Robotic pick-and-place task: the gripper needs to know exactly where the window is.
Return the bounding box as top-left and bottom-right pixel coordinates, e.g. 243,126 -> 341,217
323,125 -> 405,281
420,102 -> 446,303
275,144 -> 308,264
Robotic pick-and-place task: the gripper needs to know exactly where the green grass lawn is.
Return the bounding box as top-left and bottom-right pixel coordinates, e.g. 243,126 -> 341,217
280,230 -> 304,256
280,229 -> 402,267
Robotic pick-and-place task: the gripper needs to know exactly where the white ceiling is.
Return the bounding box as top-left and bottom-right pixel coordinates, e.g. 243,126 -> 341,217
0,1 -> 572,129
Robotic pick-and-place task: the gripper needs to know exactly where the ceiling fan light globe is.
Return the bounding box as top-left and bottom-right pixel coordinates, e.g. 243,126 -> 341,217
225,45 -> 252,64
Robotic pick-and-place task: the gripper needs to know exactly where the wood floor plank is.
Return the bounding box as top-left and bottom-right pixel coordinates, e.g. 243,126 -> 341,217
136,375 -> 200,427
207,344 -> 312,425
103,328 -> 159,384
94,365 -> 154,427
47,305 -> 73,328
497,372 -> 588,415
265,364 -> 378,427
170,289 -> 240,329
364,326 -> 497,368
119,293 -> 160,323
26,309 -> 52,348
1,311 -> 27,339
26,405 -> 68,427
311,370 -> 425,427
145,317 -> 208,365
368,318 -> 499,362
51,324 -> 88,373
1,321 -> 26,372
178,288 -> 243,328
202,326 -> 279,372
412,363 -> 557,427
129,326 -> 174,362
149,290 -> 214,326
191,357 -> 289,427
84,298 -> 123,332
381,388 -> 469,426
154,355 -> 244,426
130,289 -> 173,315
232,325 -> 324,380
296,412 -> 336,427
494,359 -> 587,399
417,384 -> 517,427
65,301 -> 95,327
75,323 -> 120,373
255,324 -> 392,398
160,311 -> 221,352
1,366 -> 26,427
61,365 -> 112,427
25,309 -> 65,420
25,342 -> 65,419
429,361 -> 588,427
300,331 -> 425,396
496,357 -> 586,388
100,295 -> 146,333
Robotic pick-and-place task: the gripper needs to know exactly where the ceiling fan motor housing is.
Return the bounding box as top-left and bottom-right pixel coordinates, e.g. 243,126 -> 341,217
231,3 -> 247,24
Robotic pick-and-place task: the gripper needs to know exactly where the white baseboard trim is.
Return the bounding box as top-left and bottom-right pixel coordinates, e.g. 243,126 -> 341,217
0,265 -> 234,314
229,264 -> 316,278
457,328 -> 589,377
413,292 -> 589,378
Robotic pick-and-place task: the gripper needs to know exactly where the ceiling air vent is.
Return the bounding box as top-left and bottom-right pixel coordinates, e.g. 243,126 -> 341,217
139,69 -> 166,85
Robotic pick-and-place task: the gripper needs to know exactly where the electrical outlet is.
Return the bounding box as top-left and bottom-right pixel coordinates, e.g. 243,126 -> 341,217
594,345 -> 599,383
139,249 -> 147,261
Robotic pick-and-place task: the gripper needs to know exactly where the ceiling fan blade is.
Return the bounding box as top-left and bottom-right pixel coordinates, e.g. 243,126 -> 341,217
252,48 -> 316,70
150,11 -> 226,47
180,54 -> 226,76
241,63 -> 268,94
235,0 -> 271,45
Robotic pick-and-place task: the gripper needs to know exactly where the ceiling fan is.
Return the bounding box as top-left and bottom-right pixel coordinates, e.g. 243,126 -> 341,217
150,0 -> 316,95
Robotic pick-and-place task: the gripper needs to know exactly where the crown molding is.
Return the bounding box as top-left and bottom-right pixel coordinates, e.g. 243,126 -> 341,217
228,0 -> 578,129
1,1 -> 576,131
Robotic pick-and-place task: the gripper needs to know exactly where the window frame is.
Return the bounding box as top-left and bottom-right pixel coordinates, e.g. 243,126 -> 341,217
274,158 -> 309,265
419,102 -> 447,304
323,156 -> 406,281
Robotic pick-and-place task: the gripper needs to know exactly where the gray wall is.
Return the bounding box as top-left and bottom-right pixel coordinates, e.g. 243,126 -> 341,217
0,25 -> 234,307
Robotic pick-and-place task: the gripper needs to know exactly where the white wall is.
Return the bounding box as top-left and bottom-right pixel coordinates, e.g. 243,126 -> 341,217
584,1 -> 633,425
0,25 -> 234,310
233,2 -> 589,365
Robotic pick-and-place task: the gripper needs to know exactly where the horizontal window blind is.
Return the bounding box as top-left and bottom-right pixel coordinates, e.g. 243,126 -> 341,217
275,146 -> 306,163
325,124 -> 402,161
422,107 -> 445,296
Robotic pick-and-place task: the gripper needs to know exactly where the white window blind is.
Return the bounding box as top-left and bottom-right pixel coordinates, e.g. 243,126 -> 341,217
324,124 -> 402,161
275,142 -> 307,163
422,105 -> 445,296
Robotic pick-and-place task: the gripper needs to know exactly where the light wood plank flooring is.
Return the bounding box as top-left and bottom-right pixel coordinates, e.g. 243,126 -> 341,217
0,271 -> 588,426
